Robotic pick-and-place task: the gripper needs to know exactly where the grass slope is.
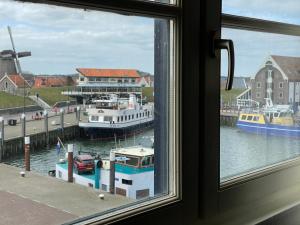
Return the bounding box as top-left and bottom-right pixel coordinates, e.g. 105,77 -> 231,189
0,92 -> 36,109
29,87 -> 73,106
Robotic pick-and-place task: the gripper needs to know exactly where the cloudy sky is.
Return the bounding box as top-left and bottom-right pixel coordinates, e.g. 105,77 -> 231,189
0,0 -> 154,75
1,0 -> 300,77
222,0 -> 300,77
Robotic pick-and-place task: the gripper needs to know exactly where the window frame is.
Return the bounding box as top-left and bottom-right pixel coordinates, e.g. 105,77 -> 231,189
14,1 -> 202,225
200,0 -> 300,223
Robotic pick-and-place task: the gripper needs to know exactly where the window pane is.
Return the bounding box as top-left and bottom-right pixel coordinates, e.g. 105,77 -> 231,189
223,0 -> 300,25
0,0 -> 175,224
220,28 -> 300,182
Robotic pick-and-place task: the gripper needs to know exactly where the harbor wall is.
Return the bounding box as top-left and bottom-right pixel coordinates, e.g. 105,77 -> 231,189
220,114 -> 238,127
0,125 -> 80,160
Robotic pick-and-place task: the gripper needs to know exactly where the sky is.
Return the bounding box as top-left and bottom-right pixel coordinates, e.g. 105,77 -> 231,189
222,0 -> 300,77
1,0 -> 300,77
0,0 -> 155,75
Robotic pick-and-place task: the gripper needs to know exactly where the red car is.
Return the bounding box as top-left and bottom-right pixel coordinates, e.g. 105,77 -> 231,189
73,154 -> 95,175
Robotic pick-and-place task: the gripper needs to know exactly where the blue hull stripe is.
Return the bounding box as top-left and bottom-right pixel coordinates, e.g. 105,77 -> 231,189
237,121 -> 300,137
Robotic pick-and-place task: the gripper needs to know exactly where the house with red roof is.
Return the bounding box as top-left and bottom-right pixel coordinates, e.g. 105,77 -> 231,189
34,76 -> 75,88
0,73 -> 30,95
77,68 -> 141,85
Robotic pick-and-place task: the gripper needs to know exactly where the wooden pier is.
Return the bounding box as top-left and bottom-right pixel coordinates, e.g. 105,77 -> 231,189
0,112 -> 81,160
220,109 -> 239,127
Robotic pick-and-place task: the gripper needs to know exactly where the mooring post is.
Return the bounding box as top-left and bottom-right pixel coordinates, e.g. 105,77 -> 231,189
109,151 -> 115,194
67,144 -> 73,183
60,108 -> 64,130
0,117 -> 3,162
44,110 -> 49,147
94,159 -> 100,189
21,113 -> 26,138
76,106 -> 81,123
24,136 -> 30,171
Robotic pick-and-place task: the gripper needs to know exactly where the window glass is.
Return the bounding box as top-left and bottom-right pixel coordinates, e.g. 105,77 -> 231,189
220,28 -> 300,181
223,0 -> 300,25
0,0 -> 175,224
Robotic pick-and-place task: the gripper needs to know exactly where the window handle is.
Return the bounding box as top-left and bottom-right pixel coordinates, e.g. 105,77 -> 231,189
213,37 -> 235,90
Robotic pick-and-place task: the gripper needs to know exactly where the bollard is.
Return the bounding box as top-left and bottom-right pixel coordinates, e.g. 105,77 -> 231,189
68,144 -> 74,183
109,151 -> 115,194
94,160 -> 101,189
44,110 -> 49,147
76,106 -> 81,122
24,136 -> 30,171
60,108 -> 64,130
21,113 -> 26,138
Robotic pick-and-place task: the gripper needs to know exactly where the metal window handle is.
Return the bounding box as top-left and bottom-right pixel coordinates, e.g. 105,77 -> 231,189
214,39 -> 235,91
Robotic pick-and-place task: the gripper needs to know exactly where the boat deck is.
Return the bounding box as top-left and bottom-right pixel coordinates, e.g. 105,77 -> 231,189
0,163 -> 133,225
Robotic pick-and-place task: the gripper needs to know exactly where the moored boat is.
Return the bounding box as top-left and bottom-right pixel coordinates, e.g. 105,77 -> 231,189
237,99 -> 300,137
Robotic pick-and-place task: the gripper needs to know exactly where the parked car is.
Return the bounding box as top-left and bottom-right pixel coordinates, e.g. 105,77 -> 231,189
73,154 -> 95,175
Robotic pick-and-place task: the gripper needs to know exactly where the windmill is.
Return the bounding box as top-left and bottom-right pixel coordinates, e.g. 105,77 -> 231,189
7,26 -> 31,77
6,26 -> 32,114
0,27 -> 31,79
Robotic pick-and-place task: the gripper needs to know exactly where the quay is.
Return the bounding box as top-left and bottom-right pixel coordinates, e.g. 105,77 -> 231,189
0,163 -> 132,225
0,111 -> 81,160
220,109 -> 239,127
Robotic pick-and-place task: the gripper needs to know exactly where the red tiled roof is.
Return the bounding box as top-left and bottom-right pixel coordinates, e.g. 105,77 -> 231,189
8,74 -> 30,88
76,68 -> 140,78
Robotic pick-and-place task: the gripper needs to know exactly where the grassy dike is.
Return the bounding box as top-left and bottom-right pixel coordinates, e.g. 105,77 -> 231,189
0,92 -> 36,109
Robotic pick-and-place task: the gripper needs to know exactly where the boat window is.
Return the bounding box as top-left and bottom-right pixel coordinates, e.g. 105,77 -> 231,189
125,157 -> 139,167
122,179 -> 133,185
117,117 -> 119,122
241,115 -> 247,120
141,157 -> 152,167
253,116 -> 259,121
125,115 -> 127,121
91,116 -> 99,121
136,113 -> 139,118
121,116 -> 123,121
274,113 -> 279,117
104,116 -> 113,122
246,116 -> 253,121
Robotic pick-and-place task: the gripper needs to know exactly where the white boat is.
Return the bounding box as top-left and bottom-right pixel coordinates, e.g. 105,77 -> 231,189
79,94 -> 154,139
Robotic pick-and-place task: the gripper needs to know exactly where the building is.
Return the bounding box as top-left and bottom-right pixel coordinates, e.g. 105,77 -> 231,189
251,55 -> 300,106
137,75 -> 154,87
34,75 -> 75,88
77,68 -> 140,85
0,74 -> 30,95
62,68 -> 143,102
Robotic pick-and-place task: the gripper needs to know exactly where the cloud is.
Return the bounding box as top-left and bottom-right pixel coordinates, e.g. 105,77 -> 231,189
223,0 -> 300,24
221,28 -> 300,77
0,0 -> 156,74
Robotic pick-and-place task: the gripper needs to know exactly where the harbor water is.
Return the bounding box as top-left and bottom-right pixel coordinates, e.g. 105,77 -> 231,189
221,126 -> 300,181
4,127 -> 300,182
4,129 -> 154,176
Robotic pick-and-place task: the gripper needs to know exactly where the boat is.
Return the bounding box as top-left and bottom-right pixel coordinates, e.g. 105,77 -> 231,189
79,94 -> 154,139
56,145 -> 154,199
236,98 -> 300,137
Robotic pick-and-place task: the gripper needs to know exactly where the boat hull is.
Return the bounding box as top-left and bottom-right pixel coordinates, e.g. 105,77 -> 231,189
80,120 -> 153,139
236,121 -> 300,137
